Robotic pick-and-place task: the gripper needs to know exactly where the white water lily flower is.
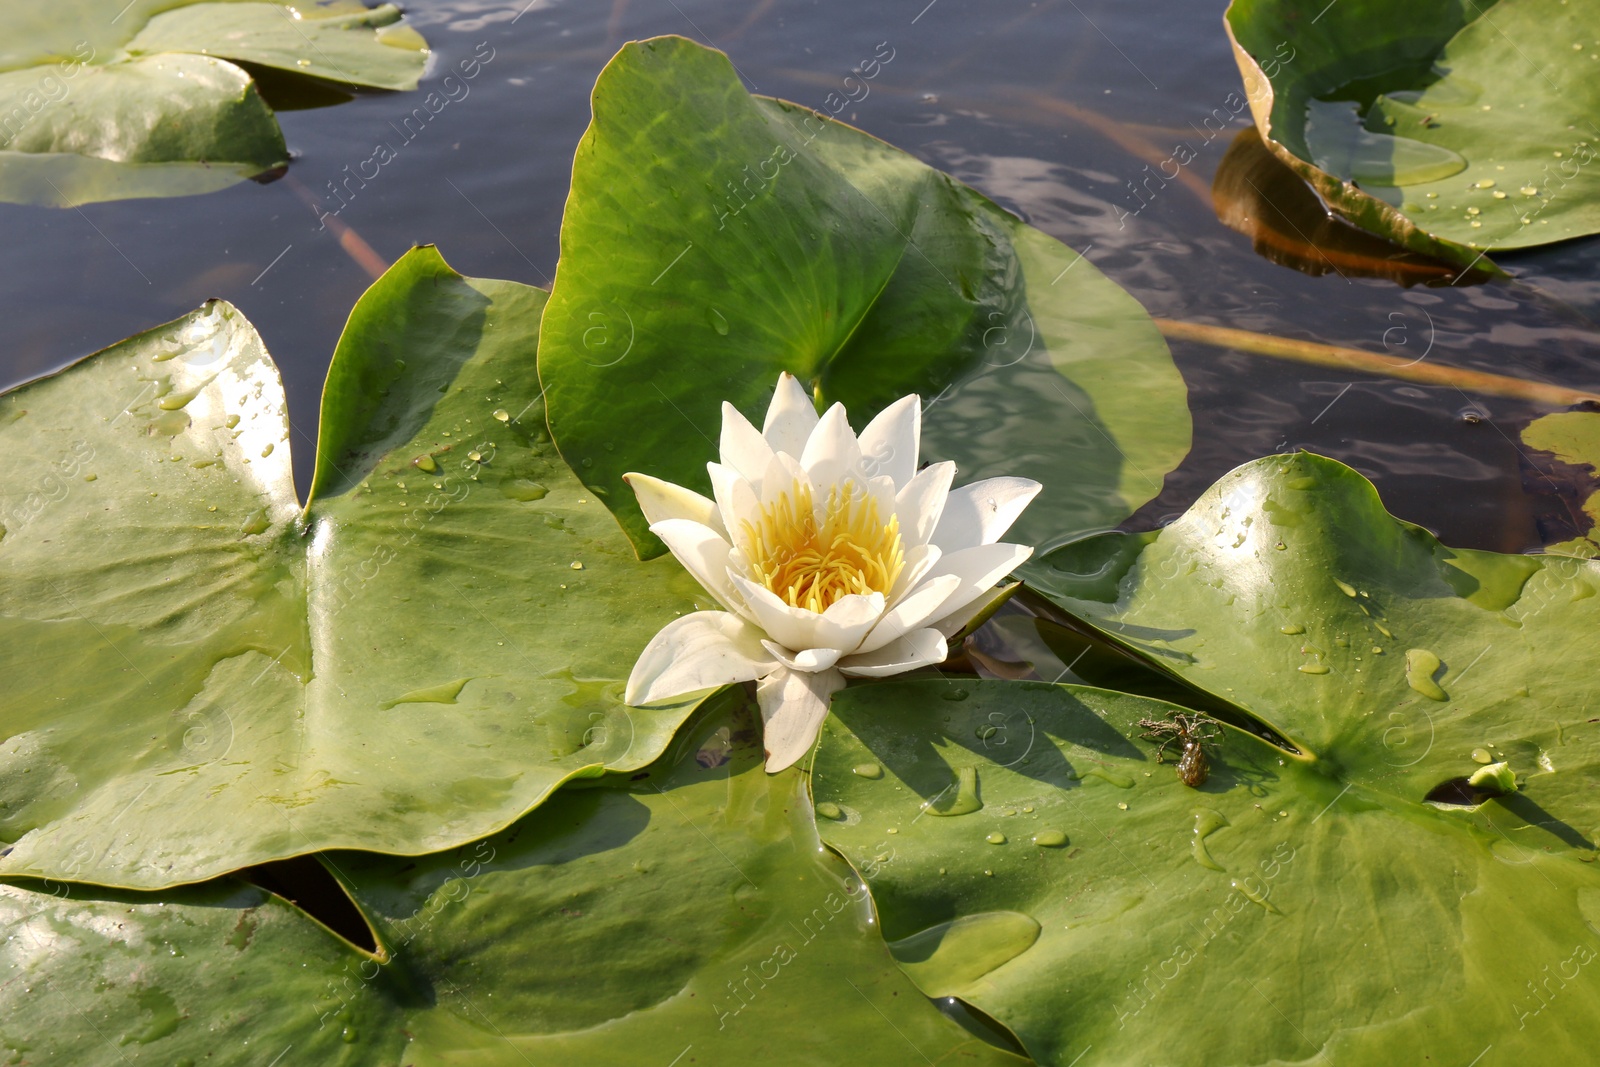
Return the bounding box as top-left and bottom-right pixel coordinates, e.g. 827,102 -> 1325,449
624,373 -> 1041,772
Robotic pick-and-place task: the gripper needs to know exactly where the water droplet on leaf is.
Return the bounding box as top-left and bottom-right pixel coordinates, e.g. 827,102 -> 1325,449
151,410 -> 191,436
925,766 -> 982,817
1192,809 -> 1229,870
1404,648 -> 1448,701
501,479 -> 548,501
1232,878 -> 1279,914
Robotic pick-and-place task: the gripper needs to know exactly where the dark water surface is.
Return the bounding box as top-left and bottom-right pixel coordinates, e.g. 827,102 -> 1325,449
4,0 -> 1598,550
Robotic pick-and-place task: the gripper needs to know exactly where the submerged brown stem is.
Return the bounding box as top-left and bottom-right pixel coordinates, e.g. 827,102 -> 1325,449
281,173 -> 389,280
606,0 -> 631,44
1155,318 -> 1600,408
722,0 -> 776,41
1005,89 -> 1213,209
325,218 -> 389,281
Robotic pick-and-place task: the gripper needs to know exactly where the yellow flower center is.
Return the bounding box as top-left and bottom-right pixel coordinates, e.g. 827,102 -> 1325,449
742,480 -> 905,614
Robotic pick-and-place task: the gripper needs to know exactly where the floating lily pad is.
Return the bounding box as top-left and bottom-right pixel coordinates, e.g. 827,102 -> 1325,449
0,691 -> 1025,1066
129,2 -> 427,89
1522,410 -> 1600,557
1225,0 -> 1600,269
0,0 -> 428,206
0,877 -> 406,1064
0,247 -> 718,890
814,678 -> 1600,1065
1212,125 -> 1489,285
1023,451 -> 1600,830
539,36 -> 1189,559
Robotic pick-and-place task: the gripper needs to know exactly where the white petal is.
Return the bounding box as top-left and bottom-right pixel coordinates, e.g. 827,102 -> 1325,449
890,542 -> 942,601
922,542 -> 1033,599
651,518 -> 740,612
758,449 -> 811,511
838,628 -> 948,678
858,394 -> 921,490
626,611 -> 775,705
816,591 -> 887,652
920,543 -> 1033,632
707,462 -> 753,545
720,401 -> 775,486
761,641 -> 843,673
727,576 -> 886,653
854,573 -> 962,655
758,666 -> 846,772
625,472 -> 726,538
933,582 -> 1018,638
894,461 -> 955,548
729,572 -> 823,651
861,473 -> 900,538
762,372 -> 819,458
800,402 -> 863,491
932,477 -> 1042,553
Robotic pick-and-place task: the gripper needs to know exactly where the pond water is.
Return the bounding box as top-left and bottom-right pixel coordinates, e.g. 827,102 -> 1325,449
3,0 -> 1598,552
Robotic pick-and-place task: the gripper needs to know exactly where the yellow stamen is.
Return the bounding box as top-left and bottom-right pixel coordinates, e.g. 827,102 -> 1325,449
742,480 -> 905,613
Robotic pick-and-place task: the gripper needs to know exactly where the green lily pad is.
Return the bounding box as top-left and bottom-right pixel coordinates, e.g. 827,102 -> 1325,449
0,0 -> 371,70
1023,451 -> 1600,829
0,877 -> 408,1064
128,2 -> 427,90
1225,0 -> 1599,268
1,690 -> 1026,1066
0,0 -> 427,206
814,678 -> 1600,1065
539,36 -> 1188,559
1522,410 -> 1600,557
0,246 -> 716,890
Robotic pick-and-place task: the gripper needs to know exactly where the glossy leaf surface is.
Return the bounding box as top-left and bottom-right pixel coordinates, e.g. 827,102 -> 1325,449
1022,452 -> 1600,824
0,692 -> 1025,1066
539,36 -> 1189,558
0,247 -> 711,889
1226,0 -> 1599,267
815,679 -> 1600,1065
0,0 -> 427,205
1522,409 -> 1600,557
